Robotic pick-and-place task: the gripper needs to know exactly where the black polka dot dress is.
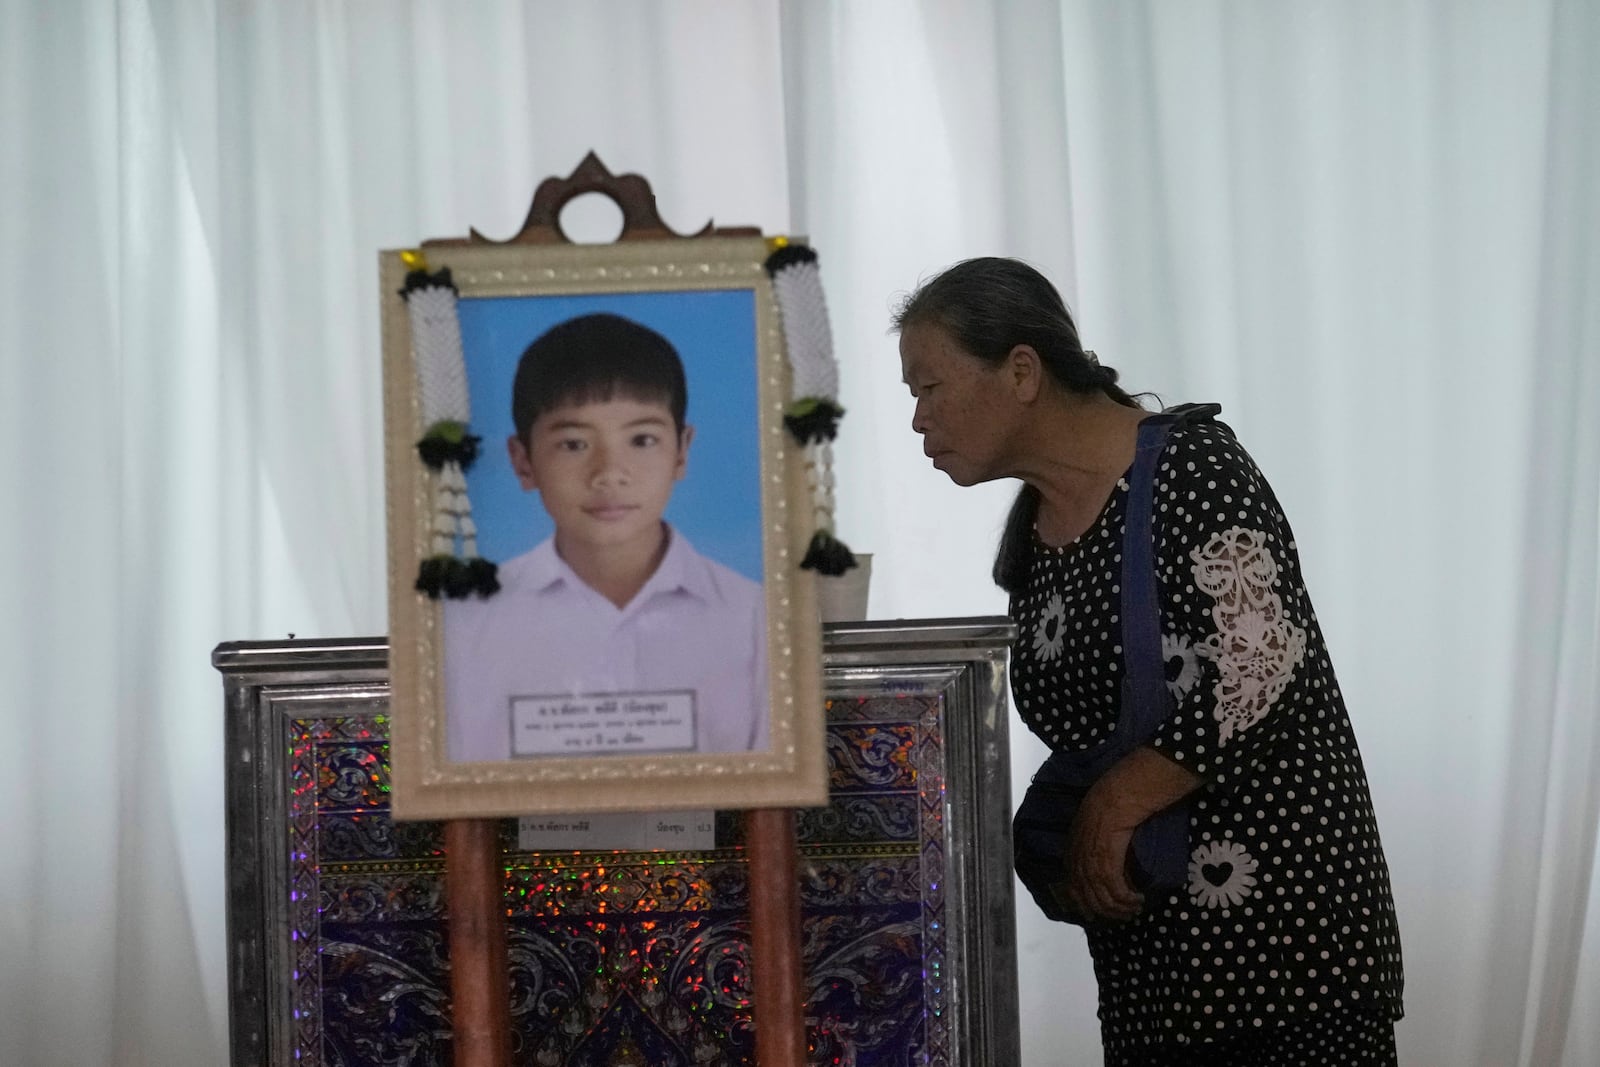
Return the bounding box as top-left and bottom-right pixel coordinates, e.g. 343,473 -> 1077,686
1011,419 -> 1404,1063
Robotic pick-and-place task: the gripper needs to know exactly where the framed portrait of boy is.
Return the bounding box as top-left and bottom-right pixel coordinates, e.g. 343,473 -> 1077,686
381,235 -> 826,820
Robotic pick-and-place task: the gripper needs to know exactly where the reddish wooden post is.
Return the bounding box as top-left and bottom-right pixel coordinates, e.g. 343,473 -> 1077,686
445,819 -> 511,1067
747,808 -> 806,1066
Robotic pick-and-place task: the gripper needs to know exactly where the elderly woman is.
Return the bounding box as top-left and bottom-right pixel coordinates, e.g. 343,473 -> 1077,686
894,258 -> 1403,1066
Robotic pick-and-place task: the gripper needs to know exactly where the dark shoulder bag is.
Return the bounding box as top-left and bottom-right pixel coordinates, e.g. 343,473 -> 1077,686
1011,404 -> 1221,925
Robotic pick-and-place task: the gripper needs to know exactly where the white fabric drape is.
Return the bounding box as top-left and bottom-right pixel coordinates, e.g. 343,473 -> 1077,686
3,2 -> 1596,1065
1038,4 -> 1600,1064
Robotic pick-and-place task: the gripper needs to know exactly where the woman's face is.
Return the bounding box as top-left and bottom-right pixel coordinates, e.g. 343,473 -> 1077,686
898,322 -> 1022,486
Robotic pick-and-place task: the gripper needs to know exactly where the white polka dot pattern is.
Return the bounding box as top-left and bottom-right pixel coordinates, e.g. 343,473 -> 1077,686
1105,1002 -> 1398,1065
1009,421 -> 1404,1053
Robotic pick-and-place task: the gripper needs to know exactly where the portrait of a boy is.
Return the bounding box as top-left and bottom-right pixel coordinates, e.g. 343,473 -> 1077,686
443,311 -> 770,762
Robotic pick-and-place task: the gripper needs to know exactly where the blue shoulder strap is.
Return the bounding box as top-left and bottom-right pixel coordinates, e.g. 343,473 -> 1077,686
1120,403 -> 1222,740
1026,403 -> 1223,889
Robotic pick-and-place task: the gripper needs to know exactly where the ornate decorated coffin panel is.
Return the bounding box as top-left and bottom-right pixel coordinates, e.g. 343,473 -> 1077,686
217,618 -> 1018,1066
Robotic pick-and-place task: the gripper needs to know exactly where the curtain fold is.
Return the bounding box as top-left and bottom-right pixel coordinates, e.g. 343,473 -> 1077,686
1507,2 -> 1600,1063
2,4 -> 789,1064
779,4 -> 1104,1056
1,3 -> 1596,1065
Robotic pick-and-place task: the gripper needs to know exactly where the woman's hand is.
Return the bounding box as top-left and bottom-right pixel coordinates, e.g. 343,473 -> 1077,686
1061,782 -> 1145,923
1061,746 -> 1207,924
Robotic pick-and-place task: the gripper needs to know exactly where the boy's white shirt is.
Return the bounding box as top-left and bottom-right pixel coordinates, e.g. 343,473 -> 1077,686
443,526 -> 769,762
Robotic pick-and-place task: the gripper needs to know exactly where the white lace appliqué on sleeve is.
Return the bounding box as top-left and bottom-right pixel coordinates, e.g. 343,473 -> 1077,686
1190,526 -> 1307,745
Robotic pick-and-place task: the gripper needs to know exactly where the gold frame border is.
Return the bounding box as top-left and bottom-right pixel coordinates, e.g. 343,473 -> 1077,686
381,237 -> 825,819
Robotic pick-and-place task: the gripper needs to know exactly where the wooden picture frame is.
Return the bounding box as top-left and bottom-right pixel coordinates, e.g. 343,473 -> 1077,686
382,204 -> 825,820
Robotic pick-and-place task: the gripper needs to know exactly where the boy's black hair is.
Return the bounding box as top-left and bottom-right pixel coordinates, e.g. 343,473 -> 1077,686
511,313 -> 688,444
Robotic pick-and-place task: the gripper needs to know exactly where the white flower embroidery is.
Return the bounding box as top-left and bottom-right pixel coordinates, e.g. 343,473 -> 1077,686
1032,594 -> 1066,661
1188,839 -> 1259,909
1190,527 -> 1307,745
1161,632 -> 1201,700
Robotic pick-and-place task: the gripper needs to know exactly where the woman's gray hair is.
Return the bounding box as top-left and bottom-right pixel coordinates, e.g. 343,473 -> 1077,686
892,257 -> 1133,402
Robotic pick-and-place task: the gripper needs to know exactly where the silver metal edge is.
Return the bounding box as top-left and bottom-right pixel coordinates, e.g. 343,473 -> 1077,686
817,625 -> 1021,1066
213,638 -> 388,673
222,674 -> 268,1067
213,617 -> 1016,671
821,616 -> 1015,650
216,617 -> 1021,1065
941,648 -> 1022,1067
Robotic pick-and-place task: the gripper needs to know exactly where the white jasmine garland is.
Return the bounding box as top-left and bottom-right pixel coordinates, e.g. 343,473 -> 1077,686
401,260 -> 498,598
765,241 -> 856,575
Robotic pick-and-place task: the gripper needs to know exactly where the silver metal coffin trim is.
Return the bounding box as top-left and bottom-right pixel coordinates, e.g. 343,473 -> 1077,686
215,617 -> 1020,1066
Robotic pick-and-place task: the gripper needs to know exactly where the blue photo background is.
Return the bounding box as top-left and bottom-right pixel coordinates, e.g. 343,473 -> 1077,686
456,289 -> 763,582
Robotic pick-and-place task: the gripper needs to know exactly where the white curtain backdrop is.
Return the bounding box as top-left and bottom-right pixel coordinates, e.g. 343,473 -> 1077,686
2,2 -> 1596,1065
